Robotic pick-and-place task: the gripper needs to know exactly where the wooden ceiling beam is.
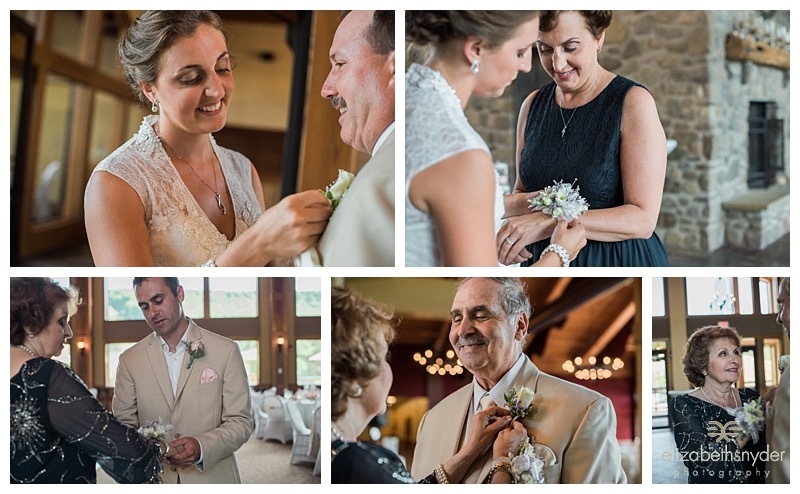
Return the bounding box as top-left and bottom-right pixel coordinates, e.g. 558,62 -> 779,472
581,301 -> 636,360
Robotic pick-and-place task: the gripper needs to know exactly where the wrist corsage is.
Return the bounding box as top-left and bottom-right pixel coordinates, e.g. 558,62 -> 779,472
528,179 -> 588,221
508,436 -> 546,483
734,397 -> 766,443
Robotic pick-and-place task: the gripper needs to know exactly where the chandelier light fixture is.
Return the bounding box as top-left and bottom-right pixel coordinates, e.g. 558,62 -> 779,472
413,349 -> 464,376
562,355 -> 624,381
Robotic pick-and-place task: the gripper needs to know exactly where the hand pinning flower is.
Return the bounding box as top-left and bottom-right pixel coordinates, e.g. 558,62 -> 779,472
322,169 -> 355,211
735,397 -> 766,443
503,386 -> 535,421
528,180 -> 588,222
185,340 -> 205,369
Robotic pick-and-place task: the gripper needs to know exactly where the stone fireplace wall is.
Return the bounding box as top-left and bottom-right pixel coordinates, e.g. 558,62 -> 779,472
464,10 -> 789,256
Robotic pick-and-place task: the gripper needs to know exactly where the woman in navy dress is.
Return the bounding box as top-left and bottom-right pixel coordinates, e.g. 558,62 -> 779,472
498,11 -> 669,267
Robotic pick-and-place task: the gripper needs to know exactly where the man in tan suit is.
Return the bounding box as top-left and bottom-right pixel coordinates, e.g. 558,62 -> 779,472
113,277 -> 253,483
410,278 -> 626,483
768,277 -> 789,483
317,10 -> 395,267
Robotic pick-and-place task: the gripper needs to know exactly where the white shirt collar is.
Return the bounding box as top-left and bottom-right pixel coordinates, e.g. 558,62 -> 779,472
371,122 -> 395,156
472,354 -> 526,414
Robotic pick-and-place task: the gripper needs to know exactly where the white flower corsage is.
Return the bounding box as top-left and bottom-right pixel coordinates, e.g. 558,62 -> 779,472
323,169 -> 355,211
528,180 -> 588,221
137,417 -> 174,442
509,436 -> 545,484
734,397 -> 766,443
503,386 -> 535,421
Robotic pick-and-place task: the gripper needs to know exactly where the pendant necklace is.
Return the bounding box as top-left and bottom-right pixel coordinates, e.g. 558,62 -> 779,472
558,94 -> 578,138
155,124 -> 227,214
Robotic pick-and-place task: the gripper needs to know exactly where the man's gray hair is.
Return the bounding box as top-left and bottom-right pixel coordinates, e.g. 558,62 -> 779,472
456,277 -> 532,321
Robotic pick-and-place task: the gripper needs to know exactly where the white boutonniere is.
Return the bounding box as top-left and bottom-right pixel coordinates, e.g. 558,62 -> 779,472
528,179 -> 588,221
503,386 -> 535,421
322,169 -> 355,212
185,340 -> 205,369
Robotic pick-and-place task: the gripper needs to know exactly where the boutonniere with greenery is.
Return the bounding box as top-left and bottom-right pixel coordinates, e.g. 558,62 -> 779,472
185,340 -> 205,369
322,169 -> 355,212
503,386 -> 535,421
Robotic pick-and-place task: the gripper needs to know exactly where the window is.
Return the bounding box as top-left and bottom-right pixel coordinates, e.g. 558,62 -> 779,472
737,278 -> 754,315
759,278 -> 774,314
54,343 -> 71,368
296,278 -> 321,317
105,342 -> 135,388
236,340 -> 259,387
686,277 -> 736,315
104,277 -> 204,321
296,339 -> 321,386
652,277 -> 665,317
652,341 -> 668,419
210,278 -> 257,318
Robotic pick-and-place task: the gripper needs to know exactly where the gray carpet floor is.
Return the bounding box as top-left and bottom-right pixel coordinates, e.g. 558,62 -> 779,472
97,433 -> 319,484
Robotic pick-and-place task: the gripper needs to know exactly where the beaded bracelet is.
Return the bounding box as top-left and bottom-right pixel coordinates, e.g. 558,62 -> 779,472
434,464 -> 449,484
485,460 -> 512,483
201,259 -> 217,267
539,243 -> 570,267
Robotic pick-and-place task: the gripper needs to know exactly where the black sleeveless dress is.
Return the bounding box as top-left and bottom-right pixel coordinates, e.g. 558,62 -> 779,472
518,76 -> 669,267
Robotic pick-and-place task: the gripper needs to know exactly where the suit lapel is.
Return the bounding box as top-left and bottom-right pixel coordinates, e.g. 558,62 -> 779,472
145,333 -> 175,410
174,321 -> 201,403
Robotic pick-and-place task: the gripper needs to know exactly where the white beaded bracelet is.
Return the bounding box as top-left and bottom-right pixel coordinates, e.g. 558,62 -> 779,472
540,243 -> 570,267
201,259 -> 217,267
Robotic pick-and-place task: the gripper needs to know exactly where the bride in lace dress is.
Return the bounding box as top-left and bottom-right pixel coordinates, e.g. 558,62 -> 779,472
405,11 -> 585,267
85,11 -> 331,267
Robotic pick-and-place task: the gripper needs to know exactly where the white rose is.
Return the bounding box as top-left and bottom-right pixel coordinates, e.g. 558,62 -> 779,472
517,386 -> 535,408
326,169 -> 355,204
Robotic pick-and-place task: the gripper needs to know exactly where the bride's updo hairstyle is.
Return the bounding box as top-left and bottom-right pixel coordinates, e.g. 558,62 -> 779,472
539,11 -> 612,39
406,11 -> 538,65
331,286 -> 397,421
119,11 -> 228,106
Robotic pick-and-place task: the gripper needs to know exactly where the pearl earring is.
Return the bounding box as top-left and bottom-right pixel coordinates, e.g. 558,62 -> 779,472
151,98 -> 159,113
351,384 -> 363,397
470,59 -> 480,74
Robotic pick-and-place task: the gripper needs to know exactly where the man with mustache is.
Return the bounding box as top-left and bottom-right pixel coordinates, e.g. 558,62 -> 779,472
316,10 -> 395,266
112,277 -> 253,483
768,277 -> 789,483
410,277 -> 627,483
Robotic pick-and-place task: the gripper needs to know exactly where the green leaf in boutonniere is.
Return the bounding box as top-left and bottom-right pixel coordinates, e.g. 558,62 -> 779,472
185,340 -> 205,369
503,386 -> 535,421
321,169 -> 355,211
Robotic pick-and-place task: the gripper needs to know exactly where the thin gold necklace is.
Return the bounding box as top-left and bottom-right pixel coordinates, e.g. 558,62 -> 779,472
557,92 -> 578,138
155,124 -> 227,214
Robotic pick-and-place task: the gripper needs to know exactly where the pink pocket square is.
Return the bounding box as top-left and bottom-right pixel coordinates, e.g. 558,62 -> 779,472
200,367 -> 219,384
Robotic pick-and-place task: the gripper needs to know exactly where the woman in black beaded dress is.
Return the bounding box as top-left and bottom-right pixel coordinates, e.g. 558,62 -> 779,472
10,278 -> 165,483
669,326 -> 767,483
497,11 -> 669,267
331,286 -> 526,484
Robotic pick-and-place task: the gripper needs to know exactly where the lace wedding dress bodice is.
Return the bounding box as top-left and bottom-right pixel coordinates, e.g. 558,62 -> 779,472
88,115 -> 261,266
405,64 -> 504,267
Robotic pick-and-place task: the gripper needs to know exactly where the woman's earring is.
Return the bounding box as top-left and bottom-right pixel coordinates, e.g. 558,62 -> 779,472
151,98 -> 159,113
703,370 -> 708,376
470,59 -> 480,74
351,384 -> 363,397
26,333 -> 34,338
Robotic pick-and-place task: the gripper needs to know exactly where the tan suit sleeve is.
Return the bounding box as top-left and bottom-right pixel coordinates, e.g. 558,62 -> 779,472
112,351 -> 139,427
193,341 -> 254,470
562,396 -> 627,483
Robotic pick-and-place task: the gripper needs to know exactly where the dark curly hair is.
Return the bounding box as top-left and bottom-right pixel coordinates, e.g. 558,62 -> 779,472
10,278 -> 79,346
682,325 -> 742,387
119,10 -> 228,106
406,11 -> 538,64
539,11 -> 612,39
331,286 -> 396,422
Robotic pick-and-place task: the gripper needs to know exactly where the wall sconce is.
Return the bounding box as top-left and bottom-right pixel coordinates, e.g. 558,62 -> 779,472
277,336 -> 285,353
76,338 -> 87,355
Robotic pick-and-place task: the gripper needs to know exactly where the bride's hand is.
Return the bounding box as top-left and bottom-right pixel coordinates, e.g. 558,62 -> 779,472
550,219 -> 587,260
492,420 -> 527,459
496,212 -> 556,265
255,190 -> 332,259
462,406 -> 513,457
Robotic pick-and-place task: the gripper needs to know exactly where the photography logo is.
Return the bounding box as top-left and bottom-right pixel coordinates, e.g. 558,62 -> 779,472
707,420 -> 742,443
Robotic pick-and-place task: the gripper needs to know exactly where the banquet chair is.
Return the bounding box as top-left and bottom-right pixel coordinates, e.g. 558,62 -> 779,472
258,395 -> 292,444
286,400 -> 315,465
250,390 -> 264,438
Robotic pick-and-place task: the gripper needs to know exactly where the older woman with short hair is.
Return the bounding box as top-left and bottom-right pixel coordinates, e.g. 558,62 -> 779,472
11,278 -> 165,483
331,286 -> 525,483
669,325 -> 766,483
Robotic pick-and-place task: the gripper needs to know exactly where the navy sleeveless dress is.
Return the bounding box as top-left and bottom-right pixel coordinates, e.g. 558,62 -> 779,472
518,76 -> 669,267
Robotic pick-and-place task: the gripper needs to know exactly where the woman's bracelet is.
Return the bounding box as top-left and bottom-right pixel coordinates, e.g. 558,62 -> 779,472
485,459 -> 511,483
158,441 -> 171,458
434,464 -> 449,484
539,243 -> 570,267
201,259 -> 217,267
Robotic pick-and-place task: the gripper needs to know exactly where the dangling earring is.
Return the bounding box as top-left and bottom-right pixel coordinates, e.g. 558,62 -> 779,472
151,98 -> 159,113
470,59 -> 480,74
351,383 -> 363,397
